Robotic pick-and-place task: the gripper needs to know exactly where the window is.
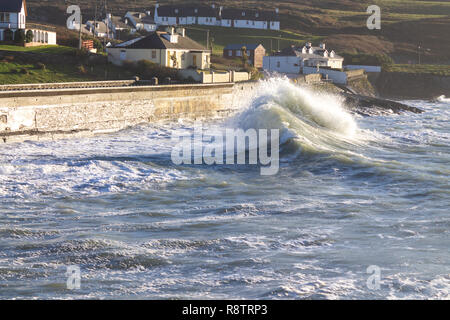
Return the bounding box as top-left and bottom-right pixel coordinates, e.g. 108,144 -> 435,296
152,50 -> 156,59
182,53 -> 185,61
236,50 -> 242,57
0,13 -> 10,23
228,50 -> 233,57
277,61 -> 281,68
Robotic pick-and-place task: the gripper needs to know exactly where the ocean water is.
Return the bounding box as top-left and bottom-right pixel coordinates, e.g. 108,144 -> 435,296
0,79 -> 448,299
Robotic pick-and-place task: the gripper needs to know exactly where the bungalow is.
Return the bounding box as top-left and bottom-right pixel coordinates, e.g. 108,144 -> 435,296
223,44 -> 266,68
220,8 -> 280,30
85,20 -> 109,38
154,5 -> 218,26
263,43 -> 344,74
124,11 -> 157,32
107,27 -> 211,70
105,14 -> 135,39
0,0 -> 56,45
153,3 -> 280,30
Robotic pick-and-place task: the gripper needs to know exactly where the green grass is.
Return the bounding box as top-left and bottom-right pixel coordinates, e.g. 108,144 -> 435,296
184,26 -> 323,55
0,44 -> 77,54
0,45 -> 134,85
384,64 -> 450,76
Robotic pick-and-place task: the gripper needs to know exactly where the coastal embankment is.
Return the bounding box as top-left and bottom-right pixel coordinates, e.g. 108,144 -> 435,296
0,82 -> 255,143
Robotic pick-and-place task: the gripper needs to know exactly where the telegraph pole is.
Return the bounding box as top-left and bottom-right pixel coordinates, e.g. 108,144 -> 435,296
78,13 -> 82,49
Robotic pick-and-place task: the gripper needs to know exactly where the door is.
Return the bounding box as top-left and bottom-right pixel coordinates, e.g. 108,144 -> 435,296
120,50 -> 127,61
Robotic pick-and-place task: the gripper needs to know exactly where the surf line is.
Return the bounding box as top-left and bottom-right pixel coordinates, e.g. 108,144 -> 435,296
171,122 -> 280,176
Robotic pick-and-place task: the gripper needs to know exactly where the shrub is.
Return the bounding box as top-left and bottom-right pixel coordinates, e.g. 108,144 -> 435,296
19,68 -> 29,75
25,30 -> 34,43
134,59 -> 178,80
15,29 -> 25,44
78,65 -> 87,74
36,62 -> 46,70
4,29 -> 14,41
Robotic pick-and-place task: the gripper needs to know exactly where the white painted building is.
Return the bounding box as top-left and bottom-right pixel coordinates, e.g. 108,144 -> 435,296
0,0 -> 57,45
124,11 -> 157,32
153,3 -> 280,30
0,0 -> 27,41
263,43 -> 344,74
107,27 -> 211,70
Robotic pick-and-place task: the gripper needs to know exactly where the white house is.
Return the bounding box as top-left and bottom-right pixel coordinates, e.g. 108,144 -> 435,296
107,27 -> 211,70
86,20 -> 109,38
0,0 -> 26,40
105,14 -> 135,39
153,3 -> 280,30
221,8 -> 280,30
263,43 -> 344,75
124,11 -> 157,32
0,0 -> 56,45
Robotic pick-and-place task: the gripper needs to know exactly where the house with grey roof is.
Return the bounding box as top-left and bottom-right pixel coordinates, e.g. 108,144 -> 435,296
153,3 -> 280,30
105,14 -> 136,39
0,0 -> 56,45
263,43 -> 344,74
106,27 -> 211,70
124,11 -> 157,32
223,44 -> 266,68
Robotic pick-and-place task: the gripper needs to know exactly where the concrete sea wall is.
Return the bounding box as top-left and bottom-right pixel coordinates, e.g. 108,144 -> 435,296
0,82 -> 256,143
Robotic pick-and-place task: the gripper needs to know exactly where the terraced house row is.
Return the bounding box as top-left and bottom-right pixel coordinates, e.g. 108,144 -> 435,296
154,3 -> 280,30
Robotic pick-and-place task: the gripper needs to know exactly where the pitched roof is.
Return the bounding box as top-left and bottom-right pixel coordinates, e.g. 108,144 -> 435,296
110,15 -> 129,29
224,44 -> 263,51
0,0 -> 24,13
221,8 -> 278,21
276,45 -> 343,60
86,21 -> 108,34
157,5 -> 218,18
115,32 -> 209,51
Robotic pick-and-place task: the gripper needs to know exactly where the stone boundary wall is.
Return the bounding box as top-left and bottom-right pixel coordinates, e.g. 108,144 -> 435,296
0,82 -> 254,143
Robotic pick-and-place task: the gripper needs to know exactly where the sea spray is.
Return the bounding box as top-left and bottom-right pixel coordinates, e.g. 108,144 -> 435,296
227,78 -> 362,155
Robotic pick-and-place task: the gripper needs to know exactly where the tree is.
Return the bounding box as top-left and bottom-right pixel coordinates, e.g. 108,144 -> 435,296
14,29 -> 25,43
4,29 -> 14,41
25,30 -> 34,43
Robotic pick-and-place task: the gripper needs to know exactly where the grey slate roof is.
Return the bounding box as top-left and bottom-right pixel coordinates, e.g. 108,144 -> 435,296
0,0 -> 23,12
221,8 -> 278,21
224,44 -> 263,51
157,6 -> 217,18
115,32 -> 209,51
276,45 -> 343,60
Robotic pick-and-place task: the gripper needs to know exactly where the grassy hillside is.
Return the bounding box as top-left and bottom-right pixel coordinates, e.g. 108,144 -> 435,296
0,45 -> 134,84
25,0 -> 450,64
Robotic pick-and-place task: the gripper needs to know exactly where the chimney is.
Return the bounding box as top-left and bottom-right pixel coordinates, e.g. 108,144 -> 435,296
146,10 -> 151,16
166,26 -> 175,34
176,27 -> 185,37
320,43 -> 326,49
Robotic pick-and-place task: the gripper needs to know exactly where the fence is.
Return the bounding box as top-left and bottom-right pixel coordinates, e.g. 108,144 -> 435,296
345,65 -> 381,73
178,69 -> 250,83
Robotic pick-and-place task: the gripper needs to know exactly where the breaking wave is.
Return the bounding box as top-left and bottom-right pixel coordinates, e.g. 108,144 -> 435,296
437,95 -> 450,103
229,78 -> 367,155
